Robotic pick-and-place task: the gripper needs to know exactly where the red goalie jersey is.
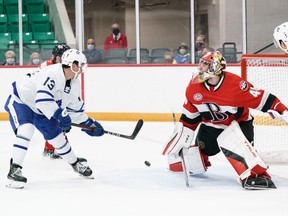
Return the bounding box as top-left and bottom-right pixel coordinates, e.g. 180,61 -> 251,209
180,71 -> 288,131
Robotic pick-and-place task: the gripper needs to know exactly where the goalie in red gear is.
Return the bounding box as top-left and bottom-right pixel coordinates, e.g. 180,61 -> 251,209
41,43 -> 70,159
163,51 -> 288,189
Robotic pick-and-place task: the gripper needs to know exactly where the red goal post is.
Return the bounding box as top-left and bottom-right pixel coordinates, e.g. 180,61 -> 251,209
241,54 -> 288,163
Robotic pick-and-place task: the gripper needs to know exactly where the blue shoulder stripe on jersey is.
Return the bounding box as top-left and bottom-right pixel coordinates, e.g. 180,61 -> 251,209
37,90 -> 54,98
12,81 -> 20,98
36,98 -> 55,103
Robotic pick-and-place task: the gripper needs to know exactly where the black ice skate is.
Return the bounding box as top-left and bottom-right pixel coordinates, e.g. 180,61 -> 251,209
71,158 -> 93,179
242,175 -> 277,190
6,159 -> 27,189
42,148 -> 61,159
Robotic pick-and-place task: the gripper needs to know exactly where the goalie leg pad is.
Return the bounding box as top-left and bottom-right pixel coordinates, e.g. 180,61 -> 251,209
162,122 -> 194,155
167,146 -> 208,174
217,121 -> 268,180
184,146 -> 207,175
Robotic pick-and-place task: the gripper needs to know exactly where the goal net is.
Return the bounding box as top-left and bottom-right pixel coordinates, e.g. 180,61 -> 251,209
241,54 -> 288,164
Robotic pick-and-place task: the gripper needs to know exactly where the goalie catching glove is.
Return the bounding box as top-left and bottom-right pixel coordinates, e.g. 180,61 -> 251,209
268,110 -> 288,124
81,118 -> 104,137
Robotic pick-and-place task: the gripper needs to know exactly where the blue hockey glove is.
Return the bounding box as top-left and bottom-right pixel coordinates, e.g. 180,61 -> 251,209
53,108 -> 72,132
81,118 -> 104,137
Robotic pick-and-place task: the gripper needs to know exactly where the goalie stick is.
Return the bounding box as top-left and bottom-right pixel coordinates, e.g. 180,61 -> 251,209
71,119 -> 144,140
179,148 -> 190,187
171,113 -> 190,187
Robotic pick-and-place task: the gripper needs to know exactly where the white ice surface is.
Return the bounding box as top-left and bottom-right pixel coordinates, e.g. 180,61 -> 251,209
0,121 -> 287,216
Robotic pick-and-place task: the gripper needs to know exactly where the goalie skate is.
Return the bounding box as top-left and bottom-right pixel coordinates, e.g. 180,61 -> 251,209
241,175 -> 277,190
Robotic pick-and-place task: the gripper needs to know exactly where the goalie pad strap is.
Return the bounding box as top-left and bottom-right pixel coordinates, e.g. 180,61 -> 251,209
217,121 -> 268,180
162,122 -> 194,155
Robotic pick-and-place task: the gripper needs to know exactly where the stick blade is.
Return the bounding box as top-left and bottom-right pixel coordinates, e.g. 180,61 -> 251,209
130,119 -> 144,139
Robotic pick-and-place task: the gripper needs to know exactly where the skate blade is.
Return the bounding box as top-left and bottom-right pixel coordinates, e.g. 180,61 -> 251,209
82,175 -> 94,180
6,180 -> 25,189
243,185 -> 277,190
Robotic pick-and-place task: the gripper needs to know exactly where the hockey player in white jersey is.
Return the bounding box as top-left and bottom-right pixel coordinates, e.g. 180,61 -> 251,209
4,49 -> 104,189
273,22 -> 288,53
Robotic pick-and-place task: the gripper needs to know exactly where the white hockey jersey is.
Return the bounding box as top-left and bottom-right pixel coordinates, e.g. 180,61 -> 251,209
13,63 -> 88,124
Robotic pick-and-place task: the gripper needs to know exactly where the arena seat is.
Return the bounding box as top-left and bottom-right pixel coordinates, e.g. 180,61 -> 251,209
11,32 -> 33,43
150,48 -> 170,63
217,42 -> 238,63
25,0 -> 46,14
33,32 -> 55,42
0,14 -> 8,33
105,57 -> 128,64
8,14 -> 29,33
29,13 -> 51,32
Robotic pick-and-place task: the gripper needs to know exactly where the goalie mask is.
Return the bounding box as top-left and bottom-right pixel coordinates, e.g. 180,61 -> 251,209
197,51 -> 226,83
273,22 -> 288,54
61,49 -> 88,79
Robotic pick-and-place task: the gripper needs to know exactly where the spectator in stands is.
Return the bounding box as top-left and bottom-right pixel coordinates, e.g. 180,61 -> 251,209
29,52 -> 42,66
103,22 -> 128,55
195,34 -> 208,55
195,34 -> 209,63
2,50 -> 18,66
83,38 -> 104,64
164,51 -> 174,63
173,42 -> 191,64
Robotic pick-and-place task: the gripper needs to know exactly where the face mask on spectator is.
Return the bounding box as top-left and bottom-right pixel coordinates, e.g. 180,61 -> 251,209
164,58 -> 173,63
196,42 -> 204,50
179,49 -> 187,55
6,58 -> 15,65
112,28 -> 120,36
32,58 -> 40,65
87,44 -> 94,50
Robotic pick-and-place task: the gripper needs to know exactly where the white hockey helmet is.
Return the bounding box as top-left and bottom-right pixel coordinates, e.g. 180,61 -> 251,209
61,48 -> 87,79
273,22 -> 288,53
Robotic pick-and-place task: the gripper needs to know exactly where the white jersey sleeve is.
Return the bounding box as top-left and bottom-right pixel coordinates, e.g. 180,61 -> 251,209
16,64 -> 66,119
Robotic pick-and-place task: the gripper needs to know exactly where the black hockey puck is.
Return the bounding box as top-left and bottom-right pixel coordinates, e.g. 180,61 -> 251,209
144,160 -> 151,167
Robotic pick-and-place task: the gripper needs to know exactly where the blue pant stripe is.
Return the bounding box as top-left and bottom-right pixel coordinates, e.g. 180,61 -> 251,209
13,144 -> 28,150
55,141 -> 67,150
58,147 -> 72,156
16,135 -> 30,142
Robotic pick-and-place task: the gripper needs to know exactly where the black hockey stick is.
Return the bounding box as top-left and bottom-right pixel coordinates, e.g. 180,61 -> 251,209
71,119 -> 144,140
